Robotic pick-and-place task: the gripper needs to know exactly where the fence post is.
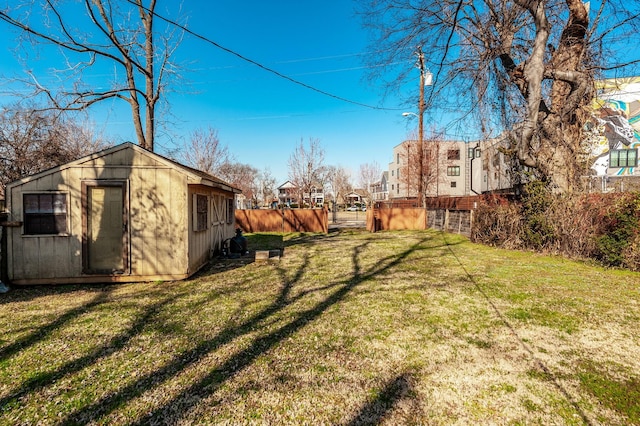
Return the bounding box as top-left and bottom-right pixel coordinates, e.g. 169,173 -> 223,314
444,209 -> 450,232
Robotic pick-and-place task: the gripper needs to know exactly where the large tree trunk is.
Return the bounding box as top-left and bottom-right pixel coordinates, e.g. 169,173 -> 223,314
513,0 -> 591,192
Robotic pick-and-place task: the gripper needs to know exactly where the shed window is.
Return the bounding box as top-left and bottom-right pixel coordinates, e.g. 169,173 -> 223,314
227,198 -> 234,224
24,193 -> 68,235
195,194 -> 208,231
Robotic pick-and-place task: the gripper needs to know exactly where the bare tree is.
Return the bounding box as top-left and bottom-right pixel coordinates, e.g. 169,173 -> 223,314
0,105 -> 111,194
181,126 -> 233,176
361,0 -> 640,192
217,161 -> 258,203
0,0 -> 184,151
326,165 -> 353,206
256,168 -> 277,208
358,161 -> 381,204
400,132 -> 447,200
287,138 -> 327,207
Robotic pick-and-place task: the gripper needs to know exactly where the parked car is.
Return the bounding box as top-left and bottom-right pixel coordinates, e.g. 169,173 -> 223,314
361,206 -> 367,212
346,206 -> 358,211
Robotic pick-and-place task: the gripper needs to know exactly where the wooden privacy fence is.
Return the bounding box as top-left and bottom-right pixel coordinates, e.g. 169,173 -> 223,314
367,207 -> 473,236
427,209 -> 474,236
376,195 -> 481,211
235,208 -> 328,233
366,208 -> 427,231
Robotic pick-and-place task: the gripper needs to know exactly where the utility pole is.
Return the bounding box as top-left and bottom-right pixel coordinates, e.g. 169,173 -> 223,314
417,46 -> 426,208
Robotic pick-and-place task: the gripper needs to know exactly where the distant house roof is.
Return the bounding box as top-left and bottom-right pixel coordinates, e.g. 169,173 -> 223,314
278,180 -> 297,190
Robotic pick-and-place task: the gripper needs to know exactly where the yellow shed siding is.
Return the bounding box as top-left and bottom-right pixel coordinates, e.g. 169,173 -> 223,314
128,166 -> 189,277
187,185 -> 236,273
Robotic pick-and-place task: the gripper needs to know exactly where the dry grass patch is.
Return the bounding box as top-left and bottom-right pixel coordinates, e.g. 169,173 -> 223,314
0,229 -> 639,425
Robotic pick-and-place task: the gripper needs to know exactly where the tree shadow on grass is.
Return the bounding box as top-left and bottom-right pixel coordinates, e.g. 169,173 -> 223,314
245,233 -> 284,251
0,283 -> 112,305
0,285 -> 114,362
440,232 -> 594,426
0,282 -> 244,411
345,373 -> 415,426
59,234 -> 432,425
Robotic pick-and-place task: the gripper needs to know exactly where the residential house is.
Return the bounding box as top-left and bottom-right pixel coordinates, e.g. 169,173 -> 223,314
345,190 -> 367,206
370,171 -> 389,201
278,180 -> 298,206
277,180 -> 325,207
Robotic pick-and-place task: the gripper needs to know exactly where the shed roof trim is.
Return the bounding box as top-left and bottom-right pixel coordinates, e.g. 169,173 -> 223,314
6,142 -> 241,194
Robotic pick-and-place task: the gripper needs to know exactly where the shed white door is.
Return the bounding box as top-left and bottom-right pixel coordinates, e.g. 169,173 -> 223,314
86,185 -> 125,273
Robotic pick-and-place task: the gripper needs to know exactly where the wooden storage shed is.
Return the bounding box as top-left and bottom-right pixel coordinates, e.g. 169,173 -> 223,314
4,143 -> 240,285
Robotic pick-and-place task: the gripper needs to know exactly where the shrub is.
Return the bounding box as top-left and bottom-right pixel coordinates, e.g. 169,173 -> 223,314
472,187 -> 640,271
519,180 -> 556,250
594,193 -> 640,267
472,197 -> 522,249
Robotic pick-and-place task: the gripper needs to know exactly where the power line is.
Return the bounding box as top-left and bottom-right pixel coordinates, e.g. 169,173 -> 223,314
128,1 -> 404,111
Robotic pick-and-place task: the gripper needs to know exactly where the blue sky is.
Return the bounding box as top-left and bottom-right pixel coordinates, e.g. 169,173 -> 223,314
0,1 -> 453,185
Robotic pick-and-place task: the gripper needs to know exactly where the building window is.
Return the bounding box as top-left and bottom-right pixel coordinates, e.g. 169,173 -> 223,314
610,149 -> 638,168
447,166 -> 461,176
451,182 -> 457,188
447,149 -> 460,160
468,147 -> 481,159
24,193 -> 68,235
391,170 -> 394,177
397,153 -> 400,164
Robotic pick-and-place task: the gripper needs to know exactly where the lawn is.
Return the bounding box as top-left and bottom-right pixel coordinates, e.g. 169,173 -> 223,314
1,229 -> 639,425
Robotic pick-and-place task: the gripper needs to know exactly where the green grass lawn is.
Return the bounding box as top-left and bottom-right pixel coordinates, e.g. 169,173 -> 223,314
1,229 -> 639,425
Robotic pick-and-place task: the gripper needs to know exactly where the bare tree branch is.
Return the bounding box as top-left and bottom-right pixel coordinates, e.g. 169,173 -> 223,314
0,0 -> 184,151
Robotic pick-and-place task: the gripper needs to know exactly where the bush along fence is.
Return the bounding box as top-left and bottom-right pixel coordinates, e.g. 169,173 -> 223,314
472,184 -> 640,271
235,208 -> 328,233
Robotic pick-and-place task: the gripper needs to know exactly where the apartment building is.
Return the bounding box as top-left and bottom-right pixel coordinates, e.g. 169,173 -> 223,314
386,139 -> 477,199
